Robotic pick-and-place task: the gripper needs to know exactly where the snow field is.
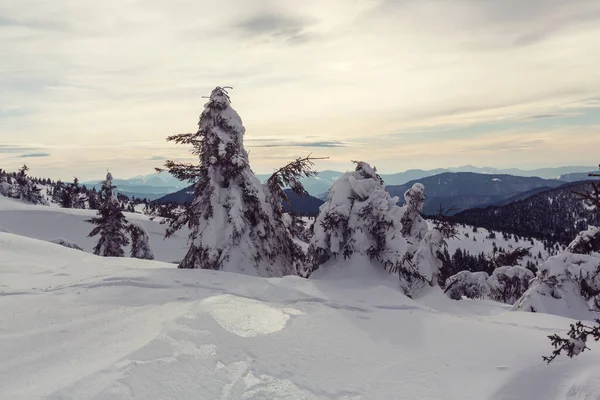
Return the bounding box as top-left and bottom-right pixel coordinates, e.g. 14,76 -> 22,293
2,232 -> 600,399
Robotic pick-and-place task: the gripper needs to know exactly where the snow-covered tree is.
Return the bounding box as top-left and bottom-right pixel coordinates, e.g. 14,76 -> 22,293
487,266 -> 534,304
544,166 -> 600,362
158,87 -> 314,276
13,165 -> 43,204
306,161 -> 407,279
87,172 -> 130,257
400,183 -> 427,243
401,206 -> 458,297
444,271 -> 490,300
513,227 -> 600,317
129,221 -> 154,260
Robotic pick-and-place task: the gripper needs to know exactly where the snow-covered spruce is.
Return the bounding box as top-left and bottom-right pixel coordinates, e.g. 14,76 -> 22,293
512,227 -> 600,318
128,221 -> 155,260
306,162 -> 409,282
49,238 -> 83,251
159,87 -> 310,276
87,172 -> 130,257
444,271 -> 491,300
400,183 -> 427,244
12,165 -> 44,205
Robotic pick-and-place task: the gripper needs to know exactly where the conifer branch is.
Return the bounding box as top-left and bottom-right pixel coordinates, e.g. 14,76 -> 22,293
266,155 -> 327,206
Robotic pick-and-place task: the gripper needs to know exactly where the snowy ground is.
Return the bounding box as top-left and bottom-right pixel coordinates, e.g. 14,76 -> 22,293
2,231 -> 600,399
0,196 -> 189,263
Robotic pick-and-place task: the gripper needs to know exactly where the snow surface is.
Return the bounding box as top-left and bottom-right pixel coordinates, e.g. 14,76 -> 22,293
0,195 -> 188,263
2,232 -> 600,399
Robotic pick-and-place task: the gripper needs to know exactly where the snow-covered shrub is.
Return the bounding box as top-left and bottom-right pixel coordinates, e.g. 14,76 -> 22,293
87,172 -> 130,257
129,221 -> 154,260
487,266 -> 534,304
444,271 -> 490,300
159,87 -> 310,276
49,238 -> 83,251
513,228 -> 600,318
0,181 -> 12,197
306,161 -> 407,280
0,225 -> 7,233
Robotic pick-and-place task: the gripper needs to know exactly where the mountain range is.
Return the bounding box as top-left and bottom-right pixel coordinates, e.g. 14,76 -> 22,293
386,173 -> 567,215
84,165 -> 598,200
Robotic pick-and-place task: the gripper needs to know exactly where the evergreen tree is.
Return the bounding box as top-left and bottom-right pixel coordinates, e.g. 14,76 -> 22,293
71,177 -> 86,209
59,182 -> 73,208
158,86 -> 315,276
306,161 -> 408,283
128,221 -> 154,260
14,165 -> 43,204
87,172 -> 130,257
88,187 -> 100,210
400,183 -> 427,242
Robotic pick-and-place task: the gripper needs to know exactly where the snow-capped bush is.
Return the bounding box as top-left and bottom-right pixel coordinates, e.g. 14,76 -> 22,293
487,266 -> 534,304
129,221 -> 154,260
306,161 -> 407,279
49,238 -> 83,251
513,227 -> 600,318
159,87 -> 310,276
444,271 -> 490,300
0,181 -> 11,197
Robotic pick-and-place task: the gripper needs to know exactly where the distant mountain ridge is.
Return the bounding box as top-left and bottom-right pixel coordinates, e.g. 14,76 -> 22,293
156,187 -> 324,216
83,165 -> 597,200
386,173 -> 566,215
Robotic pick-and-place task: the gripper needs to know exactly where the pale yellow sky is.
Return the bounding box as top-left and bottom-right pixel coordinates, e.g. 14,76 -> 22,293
1,0 -> 600,180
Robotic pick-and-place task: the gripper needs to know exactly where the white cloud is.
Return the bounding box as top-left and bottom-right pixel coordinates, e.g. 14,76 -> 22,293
1,0 -> 599,178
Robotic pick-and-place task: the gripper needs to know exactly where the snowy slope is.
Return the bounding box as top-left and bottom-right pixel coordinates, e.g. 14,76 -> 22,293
444,223 -> 556,267
1,232 -> 600,399
0,195 -> 189,263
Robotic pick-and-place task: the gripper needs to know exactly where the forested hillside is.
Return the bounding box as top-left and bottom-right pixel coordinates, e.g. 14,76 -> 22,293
453,180 -> 600,244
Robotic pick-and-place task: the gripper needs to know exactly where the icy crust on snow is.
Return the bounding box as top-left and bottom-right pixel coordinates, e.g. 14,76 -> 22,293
2,232 -> 600,400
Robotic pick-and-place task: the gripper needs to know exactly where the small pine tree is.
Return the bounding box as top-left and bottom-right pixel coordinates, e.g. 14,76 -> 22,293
87,172 -> 130,257
128,221 -> 154,260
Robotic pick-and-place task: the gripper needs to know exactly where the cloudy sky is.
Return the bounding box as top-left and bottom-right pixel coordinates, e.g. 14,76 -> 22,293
1,0 -> 600,180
